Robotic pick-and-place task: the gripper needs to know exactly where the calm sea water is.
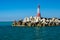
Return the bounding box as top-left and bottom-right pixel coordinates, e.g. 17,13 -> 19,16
0,22 -> 60,40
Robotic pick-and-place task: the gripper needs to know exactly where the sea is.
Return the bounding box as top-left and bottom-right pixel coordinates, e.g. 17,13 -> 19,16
0,22 -> 60,40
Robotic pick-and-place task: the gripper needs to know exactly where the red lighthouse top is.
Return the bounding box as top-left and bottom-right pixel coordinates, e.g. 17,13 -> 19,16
37,13 -> 41,17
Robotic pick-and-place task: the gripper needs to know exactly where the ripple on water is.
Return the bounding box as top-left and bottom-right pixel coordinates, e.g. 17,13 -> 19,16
0,25 -> 60,40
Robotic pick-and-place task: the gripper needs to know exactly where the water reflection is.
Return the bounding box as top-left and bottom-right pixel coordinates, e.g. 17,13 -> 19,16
34,27 -> 43,40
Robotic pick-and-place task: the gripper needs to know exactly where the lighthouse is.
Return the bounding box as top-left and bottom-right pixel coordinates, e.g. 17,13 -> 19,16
37,5 -> 41,18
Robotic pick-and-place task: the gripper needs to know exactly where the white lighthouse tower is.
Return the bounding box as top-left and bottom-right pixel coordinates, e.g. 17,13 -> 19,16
34,5 -> 41,22
37,5 -> 41,18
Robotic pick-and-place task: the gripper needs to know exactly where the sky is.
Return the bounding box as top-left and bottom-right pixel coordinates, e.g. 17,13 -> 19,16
0,0 -> 60,21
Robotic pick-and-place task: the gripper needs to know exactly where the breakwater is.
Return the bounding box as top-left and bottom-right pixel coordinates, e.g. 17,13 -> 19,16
12,18 -> 60,27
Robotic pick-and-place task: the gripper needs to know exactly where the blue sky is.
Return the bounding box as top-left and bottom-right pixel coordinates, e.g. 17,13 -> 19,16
0,0 -> 60,21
